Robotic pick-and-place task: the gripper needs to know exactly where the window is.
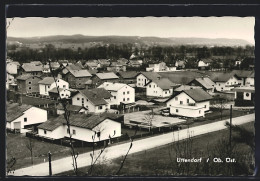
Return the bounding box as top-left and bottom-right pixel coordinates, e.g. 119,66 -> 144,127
79,83 -> 81,86
24,117 -> 27,122
199,110 -> 201,114
99,105 -> 103,110
187,99 -> 189,103
219,84 -> 221,86
246,93 -> 250,97
127,98 -> 130,101
123,92 -> 125,95
48,85 -> 50,88
73,130 -> 76,135
63,85 -> 66,88
154,85 -> 155,88
127,91 -> 129,94
61,94 -> 64,96
138,78 -> 140,81
77,97 -> 80,100
149,85 -> 151,88
165,91 -> 167,94
114,96 -> 116,99
176,109 -> 179,113
204,105 -> 207,108
227,82 -> 229,85
78,78 -> 81,81
97,132 -> 101,137
28,87 -> 32,90
180,101 -> 183,105
123,98 -> 125,101
44,130 -> 47,134
28,81 -> 32,85
175,97 -> 178,101
67,129 -> 69,134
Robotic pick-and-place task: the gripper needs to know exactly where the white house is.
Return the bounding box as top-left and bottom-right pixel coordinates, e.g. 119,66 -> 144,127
245,71 -> 254,87
136,72 -> 161,88
37,113 -> 122,142
198,59 -> 213,69
38,77 -> 69,96
72,88 -> 112,113
6,103 -> 47,133
48,87 -> 71,99
213,73 -> 240,92
146,78 -> 178,98
98,82 -> 135,105
188,77 -> 216,94
166,88 -> 213,118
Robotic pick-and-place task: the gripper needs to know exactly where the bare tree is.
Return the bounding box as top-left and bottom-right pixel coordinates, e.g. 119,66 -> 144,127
25,137 -> 34,165
143,109 -> 154,132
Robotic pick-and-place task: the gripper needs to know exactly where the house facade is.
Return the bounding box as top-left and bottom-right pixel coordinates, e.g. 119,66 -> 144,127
71,88 -> 112,113
136,72 -> 161,88
188,77 -> 216,94
38,77 -> 69,96
146,78 -> 176,98
198,59 -> 213,70
98,82 -> 135,105
214,75 -> 239,92
166,89 -> 212,118
17,74 -> 42,94
6,103 -> 47,133
64,69 -> 92,89
91,72 -> 119,87
233,87 -> 255,107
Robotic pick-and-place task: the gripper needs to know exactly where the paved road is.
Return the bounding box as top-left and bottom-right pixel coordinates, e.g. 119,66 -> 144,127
10,113 -> 255,176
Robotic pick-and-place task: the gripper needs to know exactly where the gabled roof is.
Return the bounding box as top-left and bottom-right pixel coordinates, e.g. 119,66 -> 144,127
70,69 -> 92,78
191,77 -> 215,89
78,88 -> 112,106
118,71 -> 139,79
211,73 -> 235,82
38,77 -> 55,85
183,88 -> 213,102
174,85 -> 202,92
98,82 -> 129,91
6,103 -> 33,122
96,72 -> 119,80
56,103 -> 87,112
22,64 -> 43,72
147,78 -> 178,90
16,74 -> 33,81
137,72 -> 162,81
232,70 -> 253,78
200,59 -> 213,63
38,113 -> 122,131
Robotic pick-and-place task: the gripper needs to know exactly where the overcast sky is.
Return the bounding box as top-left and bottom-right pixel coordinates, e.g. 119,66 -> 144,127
6,17 -> 255,44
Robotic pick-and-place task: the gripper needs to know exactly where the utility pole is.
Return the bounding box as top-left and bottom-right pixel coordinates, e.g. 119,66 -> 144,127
48,151 -> 52,176
229,105 -> 232,152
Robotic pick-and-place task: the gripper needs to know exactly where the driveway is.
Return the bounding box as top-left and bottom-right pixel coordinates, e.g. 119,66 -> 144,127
10,113 -> 255,176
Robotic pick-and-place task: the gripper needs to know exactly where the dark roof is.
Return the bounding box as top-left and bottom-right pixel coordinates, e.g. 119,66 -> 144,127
183,88 -> 213,102
16,74 -> 33,80
70,70 -> 92,78
79,88 -> 112,106
211,73 -> 234,82
56,104 -> 87,112
118,71 -> 139,79
147,78 -> 178,90
38,113 -> 122,131
6,103 -> 33,122
232,70 -> 254,78
190,77 -> 215,89
138,72 -> 162,81
201,59 -> 213,63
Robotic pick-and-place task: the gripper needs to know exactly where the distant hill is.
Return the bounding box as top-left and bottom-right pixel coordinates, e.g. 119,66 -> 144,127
7,35 -> 253,47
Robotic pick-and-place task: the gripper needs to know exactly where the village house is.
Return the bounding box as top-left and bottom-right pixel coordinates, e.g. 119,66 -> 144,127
98,59 -> 111,68
6,62 -> 19,76
117,71 -> 138,85
128,59 -> 142,67
175,60 -> 186,69
146,62 -> 168,72
117,58 -> 129,66
71,88 -> 112,113
38,77 -> 69,96
18,63 -> 43,76
42,62 -> 61,73
198,59 -> 213,70
232,70 -> 254,86
136,72 -> 162,88
84,60 -> 100,70
37,113 -> 123,142
56,103 -> 88,115
91,72 -> 119,87
6,103 -> 48,133
64,69 -> 92,89
233,86 -> 255,107
48,87 -> 71,99
98,82 -> 135,105
6,73 -> 15,90
166,88 -> 213,118
245,71 -> 254,87
188,77 -> 216,94
107,62 -> 127,72
146,77 -> 178,98
17,74 -> 42,94
211,73 -> 240,92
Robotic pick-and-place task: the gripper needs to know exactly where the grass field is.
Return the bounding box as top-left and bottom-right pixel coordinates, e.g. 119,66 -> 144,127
21,95 -> 58,106
57,121 -> 255,176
